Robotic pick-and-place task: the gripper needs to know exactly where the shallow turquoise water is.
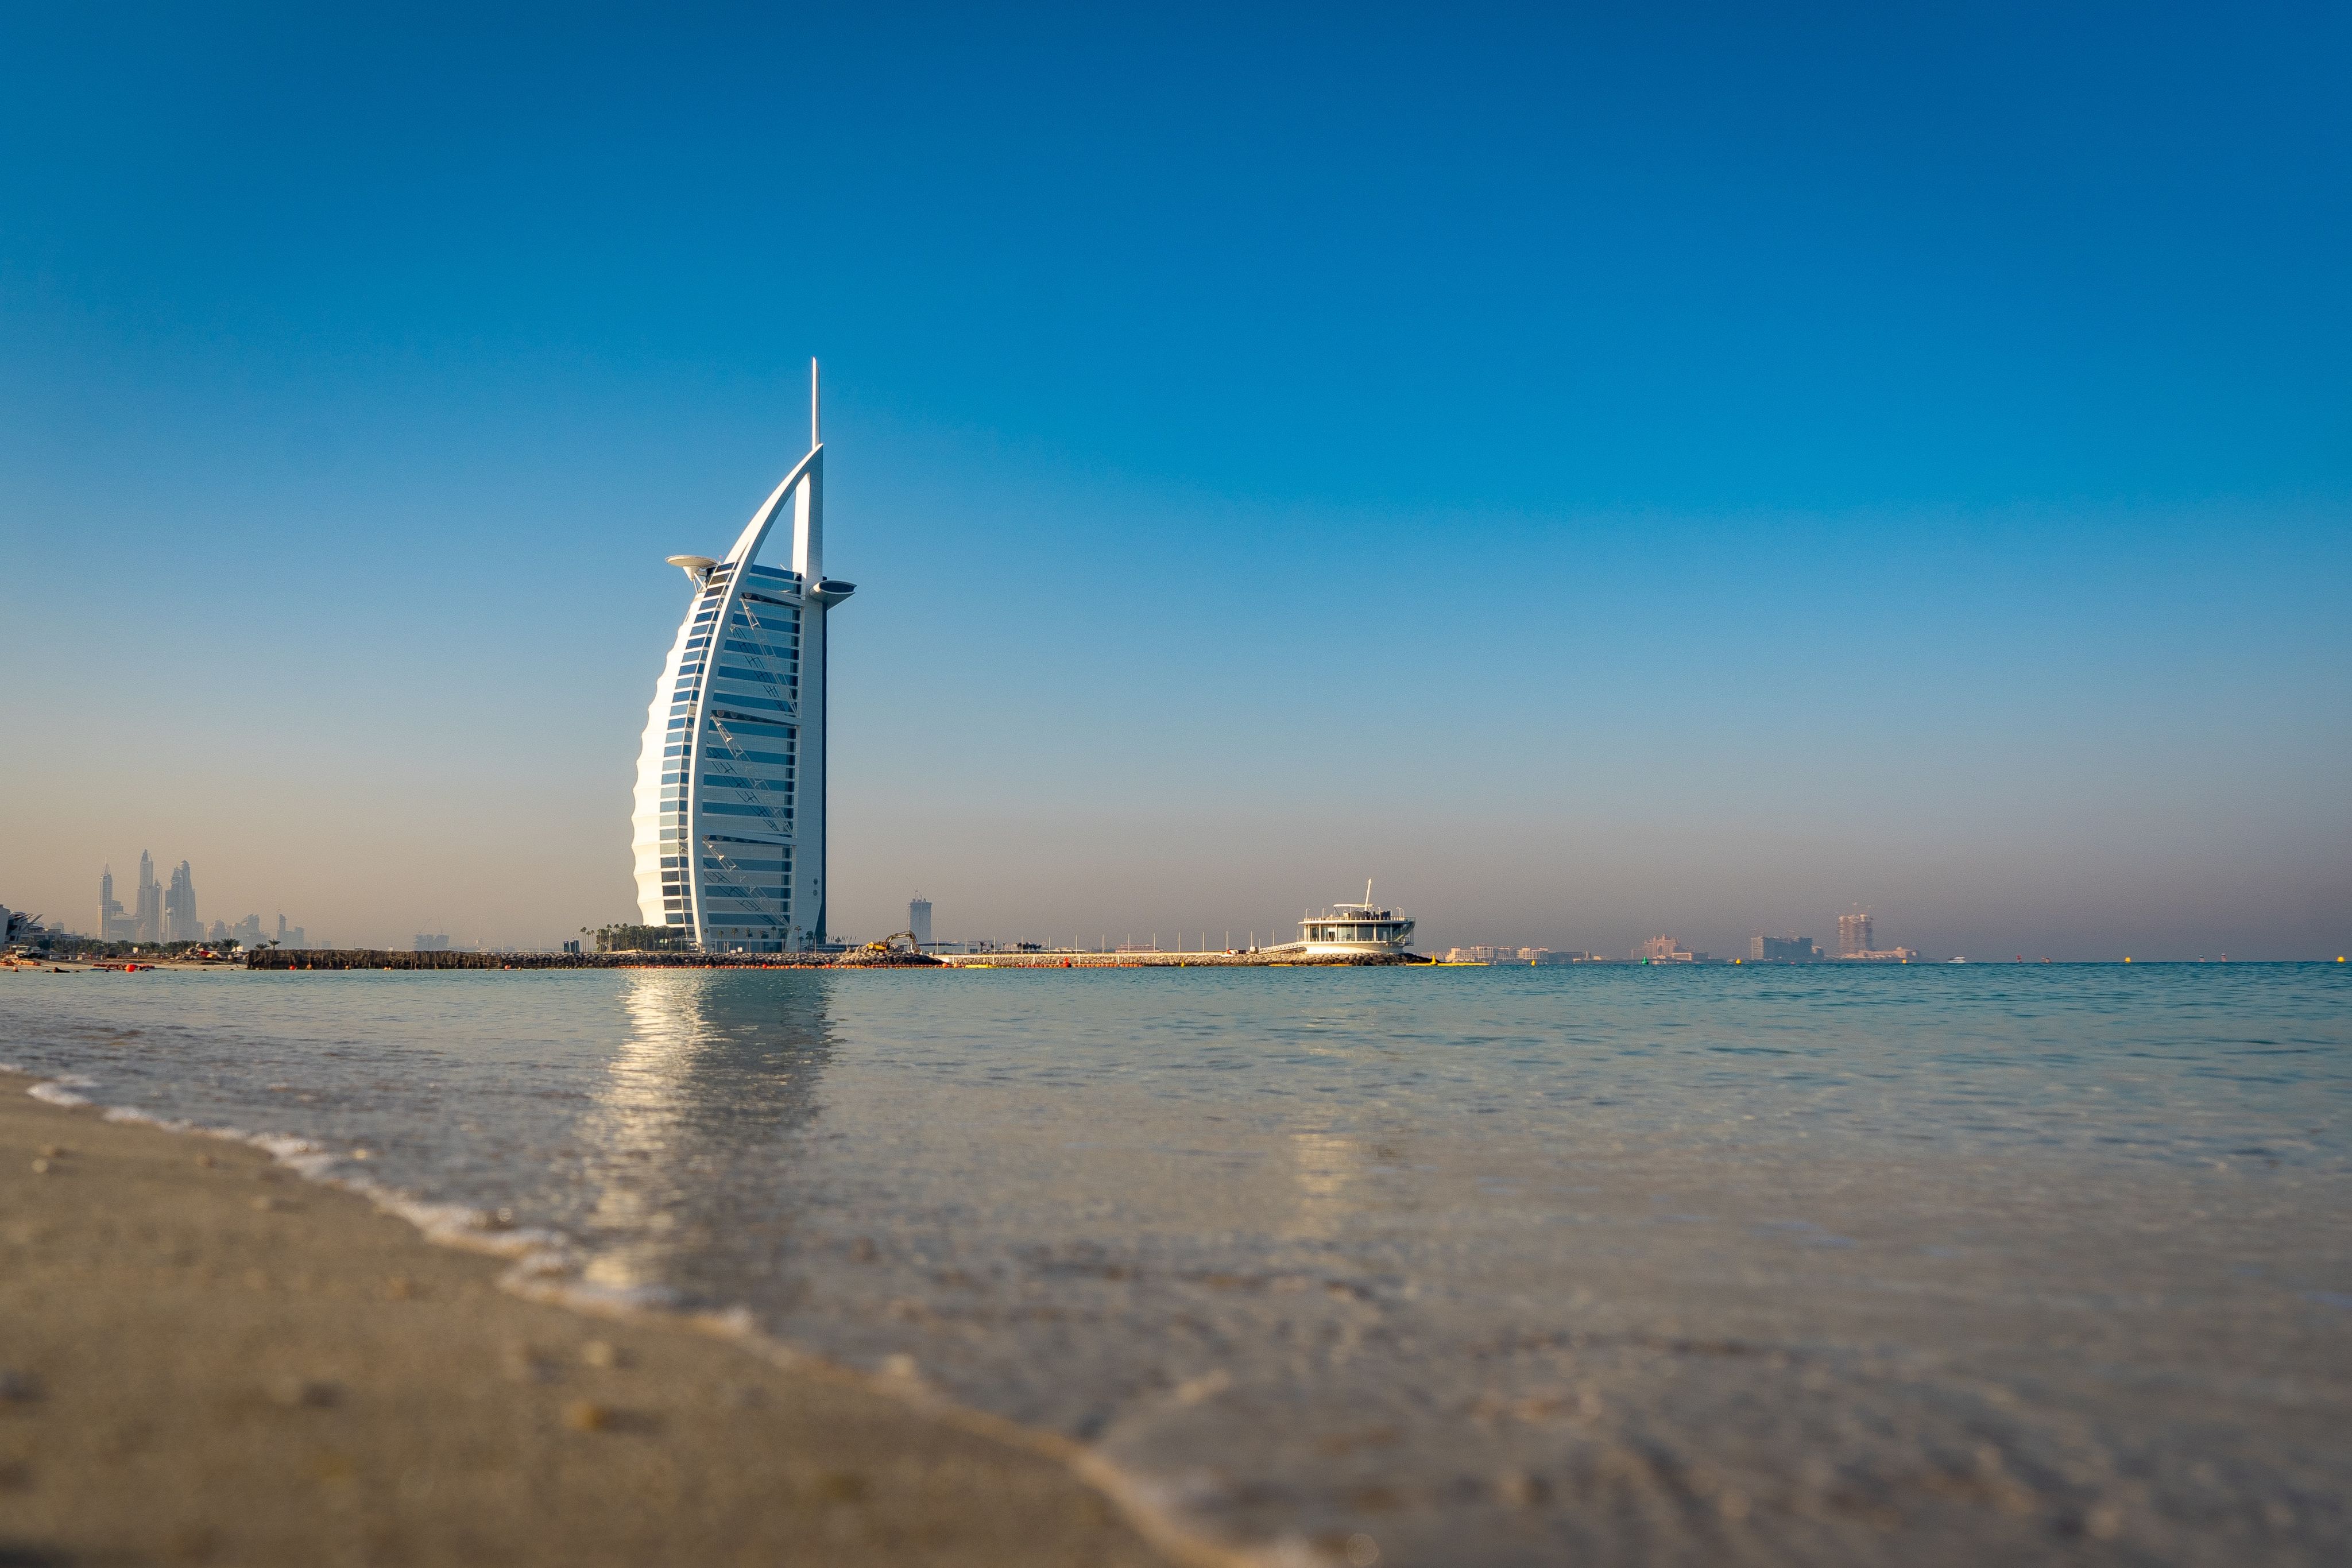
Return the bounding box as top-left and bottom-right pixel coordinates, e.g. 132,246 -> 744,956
5,963 -> 2349,1564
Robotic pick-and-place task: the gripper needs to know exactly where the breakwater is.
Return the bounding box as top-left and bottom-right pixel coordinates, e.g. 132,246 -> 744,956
243,948 -> 1428,971
243,948 -> 933,971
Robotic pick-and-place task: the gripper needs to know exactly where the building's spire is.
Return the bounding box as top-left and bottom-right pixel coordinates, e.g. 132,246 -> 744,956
810,357 -> 821,450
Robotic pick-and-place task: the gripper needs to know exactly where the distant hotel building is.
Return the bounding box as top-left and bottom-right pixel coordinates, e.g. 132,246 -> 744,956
1636,935 -> 1707,962
908,896 -> 933,948
1751,934 -> 1819,962
1838,912 -> 1873,957
1836,909 -> 1917,961
630,363 -> 854,953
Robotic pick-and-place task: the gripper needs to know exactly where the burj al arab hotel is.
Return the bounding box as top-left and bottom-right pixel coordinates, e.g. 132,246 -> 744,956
628,362 -> 854,952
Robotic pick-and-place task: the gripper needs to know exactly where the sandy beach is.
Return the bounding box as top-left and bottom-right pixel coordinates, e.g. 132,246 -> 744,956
0,1068 -> 1191,1567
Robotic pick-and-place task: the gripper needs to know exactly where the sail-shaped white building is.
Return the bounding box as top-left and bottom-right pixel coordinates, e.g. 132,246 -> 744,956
629,362 -> 854,952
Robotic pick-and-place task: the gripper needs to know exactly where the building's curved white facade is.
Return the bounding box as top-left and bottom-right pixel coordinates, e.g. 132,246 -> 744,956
629,363 -> 853,952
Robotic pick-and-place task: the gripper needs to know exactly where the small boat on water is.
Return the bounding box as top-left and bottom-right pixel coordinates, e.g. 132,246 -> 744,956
1297,882 -> 1417,958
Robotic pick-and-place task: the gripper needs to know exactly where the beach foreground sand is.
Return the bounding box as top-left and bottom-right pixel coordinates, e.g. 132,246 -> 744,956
0,1071 -> 1189,1566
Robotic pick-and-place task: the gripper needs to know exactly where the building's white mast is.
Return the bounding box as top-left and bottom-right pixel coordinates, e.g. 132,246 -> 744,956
811,358 -> 821,449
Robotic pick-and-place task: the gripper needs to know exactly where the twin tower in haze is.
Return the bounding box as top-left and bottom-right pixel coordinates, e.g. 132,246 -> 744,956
629,361 -> 855,952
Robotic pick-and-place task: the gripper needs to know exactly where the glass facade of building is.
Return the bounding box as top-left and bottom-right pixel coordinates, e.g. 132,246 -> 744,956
629,375 -> 848,953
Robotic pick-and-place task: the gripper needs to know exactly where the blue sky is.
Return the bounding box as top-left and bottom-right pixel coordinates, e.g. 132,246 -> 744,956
3,2 -> 2346,956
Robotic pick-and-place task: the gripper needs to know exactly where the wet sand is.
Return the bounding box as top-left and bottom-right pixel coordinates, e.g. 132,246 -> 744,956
0,1071 -> 1196,1567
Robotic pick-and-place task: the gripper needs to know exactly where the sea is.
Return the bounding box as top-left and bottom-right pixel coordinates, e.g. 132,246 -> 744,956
3,962 -> 2347,1565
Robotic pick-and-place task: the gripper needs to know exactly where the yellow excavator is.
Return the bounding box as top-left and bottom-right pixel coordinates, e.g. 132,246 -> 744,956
860,931 -> 923,957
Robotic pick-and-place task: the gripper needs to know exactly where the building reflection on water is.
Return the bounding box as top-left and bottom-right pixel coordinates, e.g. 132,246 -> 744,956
574,970 -> 836,1300
1287,1129 -> 1367,1240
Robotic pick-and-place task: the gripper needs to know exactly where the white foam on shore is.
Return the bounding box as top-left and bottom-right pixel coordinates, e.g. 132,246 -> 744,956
11,1065 -> 1258,1568
29,1075 -> 97,1107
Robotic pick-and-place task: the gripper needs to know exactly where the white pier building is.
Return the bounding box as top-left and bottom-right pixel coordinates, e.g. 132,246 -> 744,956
1296,884 -> 1418,957
629,362 -> 855,952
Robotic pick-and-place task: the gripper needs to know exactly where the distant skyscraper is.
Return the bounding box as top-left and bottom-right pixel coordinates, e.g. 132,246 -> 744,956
908,896 -> 933,947
1838,912 -> 1874,957
164,860 -> 198,942
1751,935 -> 1819,962
134,851 -> 161,944
98,865 -> 137,942
276,913 -> 307,949
630,362 -> 853,953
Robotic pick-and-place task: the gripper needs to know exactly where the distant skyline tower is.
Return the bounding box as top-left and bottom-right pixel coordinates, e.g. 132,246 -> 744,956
629,361 -> 855,953
164,860 -> 198,942
134,850 -> 161,944
1838,911 -> 1874,957
908,895 -> 933,947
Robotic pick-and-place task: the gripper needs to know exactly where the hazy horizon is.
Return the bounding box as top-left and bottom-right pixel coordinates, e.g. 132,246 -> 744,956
4,6 -> 2346,959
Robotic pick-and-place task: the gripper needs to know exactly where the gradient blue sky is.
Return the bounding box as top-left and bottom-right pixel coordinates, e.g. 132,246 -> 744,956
3,2 -> 2346,957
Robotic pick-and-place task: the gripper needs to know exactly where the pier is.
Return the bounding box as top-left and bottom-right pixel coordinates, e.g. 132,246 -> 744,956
931,950 -> 1428,968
